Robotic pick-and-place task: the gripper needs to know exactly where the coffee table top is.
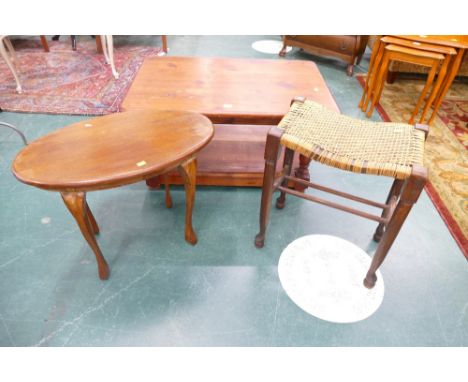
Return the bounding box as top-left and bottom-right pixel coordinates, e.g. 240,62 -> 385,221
12,110 -> 214,192
121,56 -> 339,123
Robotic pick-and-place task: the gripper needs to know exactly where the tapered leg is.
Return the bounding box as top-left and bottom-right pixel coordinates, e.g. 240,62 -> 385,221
61,192 -> 109,280
276,148 -> 295,209
373,178 -> 405,242
419,56 -> 450,124
361,42 -> 385,112
364,166 -> 427,288
0,38 -> 22,93
428,50 -> 464,125
100,35 -> 109,63
366,51 -> 390,118
105,35 -> 119,79
255,127 -> 284,248
161,35 -> 168,53
409,62 -> 438,124
177,158 -> 198,245
3,37 -> 17,63
164,174 -> 172,208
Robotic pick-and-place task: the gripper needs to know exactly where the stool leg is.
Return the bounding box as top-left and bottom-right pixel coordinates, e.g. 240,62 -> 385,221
373,178 -> 405,242
276,148 -> 295,209
177,157 -> 198,245
364,166 -> 427,288
366,51 -> 390,118
409,62 -> 438,124
255,127 -> 283,248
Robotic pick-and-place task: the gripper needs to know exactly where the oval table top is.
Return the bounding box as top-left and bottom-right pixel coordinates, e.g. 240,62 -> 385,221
12,110 -> 214,191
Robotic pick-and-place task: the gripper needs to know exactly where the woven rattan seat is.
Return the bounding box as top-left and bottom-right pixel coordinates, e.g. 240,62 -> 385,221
279,100 -> 425,180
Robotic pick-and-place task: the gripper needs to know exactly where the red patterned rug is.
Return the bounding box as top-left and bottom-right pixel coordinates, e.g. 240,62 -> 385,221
357,75 -> 468,258
0,39 -> 163,115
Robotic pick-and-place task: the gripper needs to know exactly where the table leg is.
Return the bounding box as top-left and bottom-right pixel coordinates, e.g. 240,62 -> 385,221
61,192 -> 109,280
177,158 -> 198,245
428,49 -> 465,125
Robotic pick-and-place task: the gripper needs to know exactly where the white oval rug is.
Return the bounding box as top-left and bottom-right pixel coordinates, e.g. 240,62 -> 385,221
251,40 -> 292,54
278,235 -> 384,323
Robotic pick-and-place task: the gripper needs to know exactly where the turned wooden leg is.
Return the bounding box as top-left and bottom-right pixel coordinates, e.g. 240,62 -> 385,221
293,154 -> 311,192
164,174 -> 172,208
255,127 -> 283,248
364,166 -> 427,288
177,158 -> 198,245
161,35 -> 168,53
61,192 -> 109,280
276,148 -> 295,209
346,64 -> 354,76
40,35 -> 49,52
373,178 -> 405,242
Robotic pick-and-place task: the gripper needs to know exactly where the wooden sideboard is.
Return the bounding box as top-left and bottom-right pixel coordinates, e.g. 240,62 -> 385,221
280,35 -> 369,76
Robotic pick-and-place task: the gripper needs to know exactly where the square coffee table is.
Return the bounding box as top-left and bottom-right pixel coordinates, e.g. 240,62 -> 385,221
122,56 -> 339,187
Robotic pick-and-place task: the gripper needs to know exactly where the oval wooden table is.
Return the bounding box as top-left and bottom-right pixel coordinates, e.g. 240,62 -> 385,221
12,110 -> 214,280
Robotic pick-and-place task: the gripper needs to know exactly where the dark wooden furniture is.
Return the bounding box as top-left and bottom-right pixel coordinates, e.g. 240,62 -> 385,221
279,35 -> 369,76
255,97 -> 428,289
121,56 -> 339,188
12,110 -> 214,280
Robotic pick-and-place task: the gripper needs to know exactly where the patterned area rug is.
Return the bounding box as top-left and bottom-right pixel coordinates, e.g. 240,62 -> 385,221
357,75 -> 468,258
0,39 -> 163,115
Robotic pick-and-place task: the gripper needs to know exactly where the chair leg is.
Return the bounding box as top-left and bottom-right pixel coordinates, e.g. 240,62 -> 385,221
276,148 -> 295,209
0,38 -> 22,93
164,174 -> 172,208
364,166 -> 427,288
373,178 -> 405,242
255,127 -> 284,248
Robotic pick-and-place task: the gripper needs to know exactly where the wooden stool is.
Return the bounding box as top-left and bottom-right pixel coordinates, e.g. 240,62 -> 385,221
360,36 -> 456,124
255,98 -> 428,289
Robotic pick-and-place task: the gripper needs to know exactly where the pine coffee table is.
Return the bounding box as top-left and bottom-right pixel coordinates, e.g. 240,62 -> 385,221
12,110 -> 214,280
121,56 -> 339,188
